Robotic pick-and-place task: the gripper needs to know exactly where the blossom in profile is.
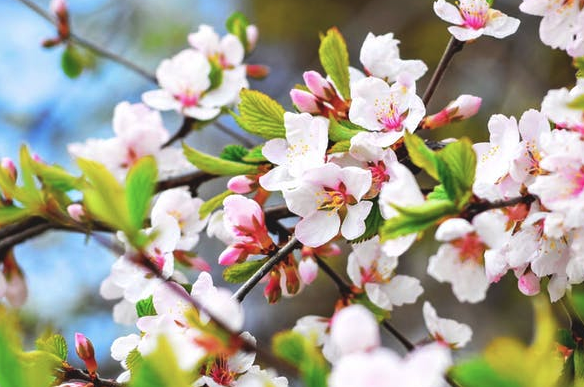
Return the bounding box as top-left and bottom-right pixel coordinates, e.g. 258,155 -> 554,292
433,0 -> 520,41
422,301 -> 472,348
421,94 -> 482,129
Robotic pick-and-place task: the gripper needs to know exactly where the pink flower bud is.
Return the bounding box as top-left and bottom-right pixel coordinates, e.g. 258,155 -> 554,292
1,158 -> 16,182
518,272 -> 540,296
246,64 -> 270,79
246,25 -> 259,51
298,258 -> 318,285
75,333 -> 98,375
50,0 -> 67,17
448,95 -> 482,120
331,304 -> 380,356
227,175 -> 255,194
280,263 -> 301,296
264,271 -> 281,304
290,89 -> 320,114
303,71 -> 333,100
3,251 -> 27,308
67,204 -> 86,222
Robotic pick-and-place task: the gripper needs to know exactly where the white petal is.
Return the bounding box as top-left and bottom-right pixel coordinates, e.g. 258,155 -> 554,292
142,89 -> 181,111
434,0 -> 465,25
341,201 -> 373,240
295,211 -> 340,247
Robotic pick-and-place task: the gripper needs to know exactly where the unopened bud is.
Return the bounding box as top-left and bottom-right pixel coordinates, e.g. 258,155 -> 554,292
227,175 -> 255,194
264,271 -> 281,304
280,263 -> 301,296
75,333 -> 98,375
246,64 -> 270,79
50,0 -> 67,17
422,95 -> 482,129
303,71 -> 334,100
518,271 -> 540,296
67,204 -> 86,222
1,158 -> 16,182
290,89 -> 320,114
42,37 -> 62,48
3,251 -> 27,308
298,258 -> 318,285
246,25 -> 259,51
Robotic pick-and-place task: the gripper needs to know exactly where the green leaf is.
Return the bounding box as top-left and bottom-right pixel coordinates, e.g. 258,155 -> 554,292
329,117 -> 365,142
125,157 -> 158,231
18,146 -> 43,207
380,200 -> 458,240
568,94 -> 584,110
35,334 -> 68,361
32,162 -> 81,192
575,57 -> 584,79
77,158 -> 132,233
318,28 -> 350,100
350,200 -> 383,243
232,89 -> 286,139
273,331 -> 329,387
241,145 -> 267,163
329,140 -> 351,153
199,190 -> 233,220
0,206 -> 30,226
136,296 -> 157,318
223,259 -> 267,283
451,358 -> 522,387
226,12 -> 250,51
130,336 -> 191,387
208,60 -> 224,91
183,143 -> 260,176
126,349 -> 143,373
426,184 -> 449,201
220,144 -> 249,162
61,45 -> 84,79
575,347 -> 584,381
436,137 -> 476,206
404,132 -> 440,180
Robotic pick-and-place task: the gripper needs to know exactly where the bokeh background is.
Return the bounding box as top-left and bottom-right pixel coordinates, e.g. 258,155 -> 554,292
0,0 -> 577,378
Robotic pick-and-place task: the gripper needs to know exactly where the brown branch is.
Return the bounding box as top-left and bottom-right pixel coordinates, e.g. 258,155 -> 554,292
422,36 -> 465,107
60,367 -> 123,387
463,194 -> 536,220
15,0 -> 156,83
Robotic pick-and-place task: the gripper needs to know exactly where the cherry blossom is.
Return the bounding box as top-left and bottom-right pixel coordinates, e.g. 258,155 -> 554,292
422,301 -> 472,348
188,25 -> 245,69
541,80 -> 584,132
260,112 -> 329,191
359,32 -> 428,83
421,94 -> 482,129
347,237 -> 423,311
330,304 -> 381,356
349,77 -> 425,147
434,0 -> 520,41
142,49 -> 247,120
282,162 -> 372,247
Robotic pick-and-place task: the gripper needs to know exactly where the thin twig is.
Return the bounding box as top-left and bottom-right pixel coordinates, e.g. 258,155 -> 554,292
422,37 -> 465,106
15,0 -> 156,83
463,194 -> 536,220
233,236 -> 301,302
313,256 -> 352,297
60,368 -> 122,387
162,118 -> 195,148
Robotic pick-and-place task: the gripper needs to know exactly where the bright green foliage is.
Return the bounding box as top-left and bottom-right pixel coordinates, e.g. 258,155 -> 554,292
242,145 -> 267,163
329,140 -> 351,153
32,161 -> 81,192
35,333 -> 68,361
226,12 -> 250,51
183,143 -> 260,176
576,57 -> 584,78
126,157 -> 158,231
136,295 -> 157,318
328,117 -> 365,142
273,331 -> 329,387
199,190 -> 233,220
426,184 -> 449,201
451,296 -> 563,387
318,28 -> 351,100
232,89 -> 286,139
350,200 -> 384,243
130,336 -> 192,387
404,132 -> 441,180
61,45 -> 84,78
0,206 -> 31,226
380,200 -> 458,240
126,349 -> 144,373
220,144 -> 250,162
223,258 -> 268,283
208,60 -> 224,90
568,94 -> 584,110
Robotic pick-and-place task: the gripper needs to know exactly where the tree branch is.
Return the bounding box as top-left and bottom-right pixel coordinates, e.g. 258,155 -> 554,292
59,367 -> 123,387
15,0 -> 157,83
422,37 -> 465,107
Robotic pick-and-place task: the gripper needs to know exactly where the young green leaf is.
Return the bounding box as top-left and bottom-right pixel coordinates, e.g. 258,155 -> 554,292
35,334 -> 68,362
223,259 -> 267,283
130,336 -> 191,387
319,28 -> 351,100
568,94 -> 584,110
225,12 -> 250,50
126,157 -> 158,231
329,117 -> 365,142
380,200 -> 458,240
61,45 -> 84,79
273,331 -> 329,387
436,137 -> 476,206
183,143 -> 260,176
199,190 -> 233,220
330,140 -> 351,153
232,89 -> 286,139
32,162 -> 81,192
220,144 -> 249,162
404,132 -> 440,181
241,145 -> 267,163
0,206 -> 30,226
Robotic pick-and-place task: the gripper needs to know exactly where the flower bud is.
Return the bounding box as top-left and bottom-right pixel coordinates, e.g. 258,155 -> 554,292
246,64 -> 270,79
298,258 -> 318,285
422,95 -> 482,129
264,271 -> 281,304
280,263 -> 301,296
50,0 -> 67,17
67,204 -> 86,222
290,89 -> 320,114
3,250 -> 27,308
518,272 -> 540,296
246,25 -> 259,51
75,333 -> 98,375
303,71 -> 334,100
1,158 -> 16,183
227,175 -> 255,194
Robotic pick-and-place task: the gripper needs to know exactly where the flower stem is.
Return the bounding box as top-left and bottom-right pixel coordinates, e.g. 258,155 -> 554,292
422,37 -> 465,107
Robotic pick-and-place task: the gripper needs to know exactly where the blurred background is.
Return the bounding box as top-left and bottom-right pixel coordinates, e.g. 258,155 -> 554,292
0,0 -> 577,378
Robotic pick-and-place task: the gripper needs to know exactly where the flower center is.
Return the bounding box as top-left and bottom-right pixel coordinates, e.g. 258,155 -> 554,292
375,98 -> 408,132
460,2 -> 488,29
209,358 -> 236,386
176,90 -> 200,107
451,232 -> 486,264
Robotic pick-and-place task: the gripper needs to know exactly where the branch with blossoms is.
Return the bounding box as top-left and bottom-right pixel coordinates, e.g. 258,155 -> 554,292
3,0 -> 584,387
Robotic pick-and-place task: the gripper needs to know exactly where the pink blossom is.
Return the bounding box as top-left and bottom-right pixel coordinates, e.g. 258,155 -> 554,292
75,333 -> 98,375
188,25 -> 244,69
520,0 -> 582,50
67,203 -> 85,222
298,257 -> 319,285
227,175 -> 256,194
422,94 -> 482,129
423,302 -> 472,348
